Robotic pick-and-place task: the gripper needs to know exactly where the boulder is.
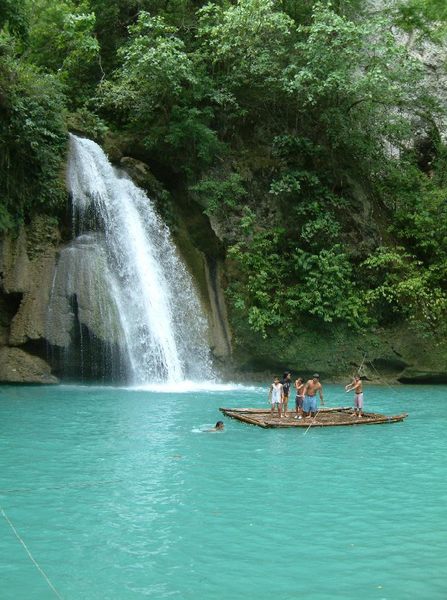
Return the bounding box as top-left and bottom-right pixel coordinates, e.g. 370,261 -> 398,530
0,347 -> 58,384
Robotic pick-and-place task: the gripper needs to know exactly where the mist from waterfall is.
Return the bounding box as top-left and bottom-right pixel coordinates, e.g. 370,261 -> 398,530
47,134 -> 213,384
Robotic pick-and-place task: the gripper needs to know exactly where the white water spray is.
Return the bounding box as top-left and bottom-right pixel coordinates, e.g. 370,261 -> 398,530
47,135 -> 213,384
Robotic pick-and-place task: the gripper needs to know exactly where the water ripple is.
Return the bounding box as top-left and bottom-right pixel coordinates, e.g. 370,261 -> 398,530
0,384 -> 446,599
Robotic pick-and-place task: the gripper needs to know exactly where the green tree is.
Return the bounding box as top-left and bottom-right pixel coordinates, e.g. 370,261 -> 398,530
100,10 -> 222,175
197,0 -> 294,123
0,0 -> 28,39
228,225 -> 368,338
26,0 -> 100,105
362,246 -> 447,338
210,2 -> 445,336
0,34 -> 67,229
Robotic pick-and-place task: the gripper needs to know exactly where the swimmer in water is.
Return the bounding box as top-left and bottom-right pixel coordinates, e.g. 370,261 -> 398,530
206,421 -> 224,432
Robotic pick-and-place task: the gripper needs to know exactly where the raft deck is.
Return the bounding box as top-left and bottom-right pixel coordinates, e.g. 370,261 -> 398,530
219,406 -> 408,428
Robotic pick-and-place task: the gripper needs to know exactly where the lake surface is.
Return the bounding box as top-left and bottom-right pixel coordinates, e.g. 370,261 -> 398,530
0,383 -> 446,599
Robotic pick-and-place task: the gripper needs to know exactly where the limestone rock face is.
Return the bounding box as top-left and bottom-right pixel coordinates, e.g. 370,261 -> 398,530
370,1 -> 447,138
0,216 -> 61,384
45,234 -> 125,349
0,347 -> 58,384
8,251 -> 58,345
5,217 -> 60,346
204,258 -> 232,359
120,157 -> 168,202
232,321 -> 447,384
0,227 -> 30,293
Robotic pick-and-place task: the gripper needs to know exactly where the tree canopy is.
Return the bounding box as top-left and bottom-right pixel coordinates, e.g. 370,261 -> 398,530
1,0 -> 447,340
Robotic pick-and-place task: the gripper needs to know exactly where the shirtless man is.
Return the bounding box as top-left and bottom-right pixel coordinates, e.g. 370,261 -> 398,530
294,377 -> 305,419
268,376 -> 284,418
345,375 -> 363,417
302,374 -> 324,418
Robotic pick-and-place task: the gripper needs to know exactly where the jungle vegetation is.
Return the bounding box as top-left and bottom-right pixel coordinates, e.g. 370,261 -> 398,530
1,0 -> 447,341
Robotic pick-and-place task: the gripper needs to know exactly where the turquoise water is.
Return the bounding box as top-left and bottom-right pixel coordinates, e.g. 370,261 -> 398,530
0,383 -> 446,600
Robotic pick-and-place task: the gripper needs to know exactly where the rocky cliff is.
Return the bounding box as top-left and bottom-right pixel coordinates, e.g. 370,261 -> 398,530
0,152 -> 233,383
1,143 -> 446,385
0,216 -> 59,383
146,161 -> 447,383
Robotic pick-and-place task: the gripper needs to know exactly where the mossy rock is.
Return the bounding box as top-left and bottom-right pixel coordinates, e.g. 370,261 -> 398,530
230,319 -> 447,383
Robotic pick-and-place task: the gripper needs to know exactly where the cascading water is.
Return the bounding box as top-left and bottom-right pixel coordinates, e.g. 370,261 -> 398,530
46,134 -> 213,384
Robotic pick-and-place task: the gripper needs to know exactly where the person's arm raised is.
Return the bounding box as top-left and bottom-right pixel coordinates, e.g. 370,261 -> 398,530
345,379 -> 355,392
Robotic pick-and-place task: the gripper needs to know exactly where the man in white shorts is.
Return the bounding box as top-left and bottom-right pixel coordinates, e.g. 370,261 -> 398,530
345,375 -> 364,417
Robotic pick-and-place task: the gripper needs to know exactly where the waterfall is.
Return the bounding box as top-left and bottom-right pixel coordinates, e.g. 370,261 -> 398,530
47,134 -> 213,384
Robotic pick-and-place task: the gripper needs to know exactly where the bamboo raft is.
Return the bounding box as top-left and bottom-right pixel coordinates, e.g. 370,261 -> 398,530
219,406 -> 408,428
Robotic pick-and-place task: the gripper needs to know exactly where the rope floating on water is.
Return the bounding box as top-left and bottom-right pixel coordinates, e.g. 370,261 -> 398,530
0,506 -> 63,599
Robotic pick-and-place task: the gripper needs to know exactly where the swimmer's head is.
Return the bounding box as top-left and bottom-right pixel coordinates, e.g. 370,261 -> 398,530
215,421 -> 224,430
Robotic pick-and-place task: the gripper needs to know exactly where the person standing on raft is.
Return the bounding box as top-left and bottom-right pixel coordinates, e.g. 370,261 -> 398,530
294,377 -> 305,419
268,376 -> 284,418
302,374 -> 324,418
281,371 -> 292,417
345,375 -> 364,417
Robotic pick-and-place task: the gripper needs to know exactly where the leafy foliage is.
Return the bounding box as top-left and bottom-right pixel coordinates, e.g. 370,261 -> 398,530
228,226 -> 368,338
0,33 -> 67,230
26,0 -> 100,105
0,0 -> 28,39
362,246 -> 447,337
99,10 -> 222,174
395,0 -> 447,38
1,0 -> 447,341
190,173 -> 247,215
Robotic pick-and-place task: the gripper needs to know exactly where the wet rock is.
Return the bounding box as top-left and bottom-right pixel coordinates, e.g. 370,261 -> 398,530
204,257 -> 232,359
0,226 -> 30,293
120,157 -> 168,202
6,217 -> 60,346
232,323 -> 447,384
45,234 -> 124,348
0,347 -> 58,384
